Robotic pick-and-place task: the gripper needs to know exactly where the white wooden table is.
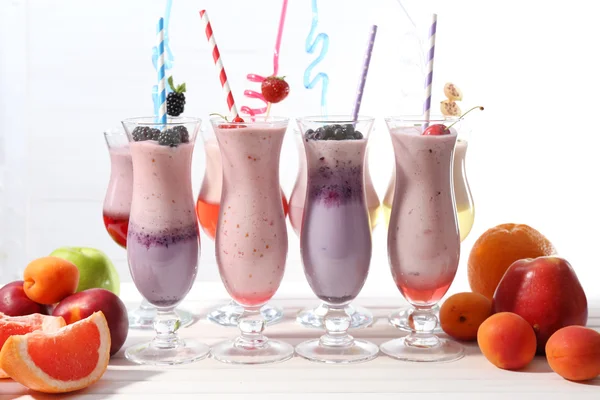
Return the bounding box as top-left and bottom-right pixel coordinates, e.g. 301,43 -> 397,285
1,283 -> 599,399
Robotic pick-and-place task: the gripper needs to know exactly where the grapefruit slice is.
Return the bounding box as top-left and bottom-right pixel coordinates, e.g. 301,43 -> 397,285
0,311 -> 111,393
0,312 -> 66,379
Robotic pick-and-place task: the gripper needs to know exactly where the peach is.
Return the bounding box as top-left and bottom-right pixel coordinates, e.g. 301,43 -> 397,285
23,257 -> 80,305
439,292 -> 492,341
546,326 -> 600,381
477,312 -> 537,370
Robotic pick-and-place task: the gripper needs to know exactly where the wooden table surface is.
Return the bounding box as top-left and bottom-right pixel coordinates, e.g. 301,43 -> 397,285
1,285 -> 599,399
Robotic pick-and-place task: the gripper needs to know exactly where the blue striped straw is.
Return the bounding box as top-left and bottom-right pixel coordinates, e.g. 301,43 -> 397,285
422,14 -> 437,129
351,25 -> 378,122
156,18 -> 167,125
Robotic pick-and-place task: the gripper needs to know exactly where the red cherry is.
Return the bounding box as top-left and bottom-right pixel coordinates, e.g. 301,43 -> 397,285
232,116 -> 245,123
422,124 -> 449,136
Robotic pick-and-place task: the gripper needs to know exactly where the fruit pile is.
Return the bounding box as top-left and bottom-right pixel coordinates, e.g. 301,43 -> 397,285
438,223 -> 599,382
131,125 -> 190,147
440,82 -> 463,116
0,249 -> 127,393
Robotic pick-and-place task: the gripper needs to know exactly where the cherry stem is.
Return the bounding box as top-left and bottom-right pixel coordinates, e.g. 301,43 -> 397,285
445,106 -> 484,131
209,112 -> 229,122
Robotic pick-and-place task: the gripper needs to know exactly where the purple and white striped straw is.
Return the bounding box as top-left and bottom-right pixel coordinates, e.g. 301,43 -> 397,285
351,25 -> 378,122
156,18 -> 167,125
422,14 -> 437,129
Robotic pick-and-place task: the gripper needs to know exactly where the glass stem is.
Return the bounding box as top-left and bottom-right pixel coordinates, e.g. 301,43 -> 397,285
404,306 -> 440,348
235,306 -> 268,350
140,298 -> 154,311
319,306 -> 354,347
152,309 -> 182,349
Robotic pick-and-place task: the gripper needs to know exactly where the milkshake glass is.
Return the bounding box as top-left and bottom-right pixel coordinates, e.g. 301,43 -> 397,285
210,116 -> 293,364
295,116 -> 378,364
289,130 -> 377,330
381,116 -> 463,362
386,122 -> 475,332
102,128 -> 193,330
121,117 -> 209,365
196,125 -> 285,327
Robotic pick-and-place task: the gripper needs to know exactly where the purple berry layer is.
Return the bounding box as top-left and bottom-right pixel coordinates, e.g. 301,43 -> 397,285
128,223 -> 199,249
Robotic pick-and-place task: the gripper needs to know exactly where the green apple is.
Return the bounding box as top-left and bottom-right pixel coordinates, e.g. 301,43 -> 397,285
49,247 -> 120,295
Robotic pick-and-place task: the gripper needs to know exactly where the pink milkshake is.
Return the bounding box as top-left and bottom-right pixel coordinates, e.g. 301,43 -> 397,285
210,117 -> 293,365
127,141 -> 199,308
122,116 -> 208,366
381,116 -> 463,363
102,131 -> 133,249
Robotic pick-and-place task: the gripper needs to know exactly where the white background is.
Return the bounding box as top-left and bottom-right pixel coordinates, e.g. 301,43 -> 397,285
1,0 -> 599,301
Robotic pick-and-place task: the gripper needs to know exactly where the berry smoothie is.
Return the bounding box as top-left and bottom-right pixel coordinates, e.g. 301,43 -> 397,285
387,126 -> 460,306
300,127 -> 372,306
289,132 -> 379,235
213,121 -> 288,307
103,146 -> 133,248
196,138 -> 222,239
127,141 -> 199,308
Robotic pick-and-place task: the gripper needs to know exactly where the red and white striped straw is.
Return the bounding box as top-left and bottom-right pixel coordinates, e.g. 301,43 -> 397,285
199,10 -> 239,120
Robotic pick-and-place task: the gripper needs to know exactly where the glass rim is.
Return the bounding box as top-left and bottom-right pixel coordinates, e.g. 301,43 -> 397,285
103,127 -> 126,137
298,115 -> 375,124
385,115 -> 459,124
121,116 -> 202,126
209,115 -> 289,126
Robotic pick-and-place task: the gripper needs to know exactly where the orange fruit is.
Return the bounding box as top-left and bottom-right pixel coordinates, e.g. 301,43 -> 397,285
0,312 -> 66,379
546,326 -> 600,381
23,256 -> 80,305
439,292 -> 492,341
0,311 -> 110,393
468,223 -> 555,299
477,312 -> 537,370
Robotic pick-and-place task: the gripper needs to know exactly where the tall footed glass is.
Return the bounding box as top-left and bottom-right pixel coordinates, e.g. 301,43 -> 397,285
295,116 -> 378,364
102,128 -> 193,330
196,125 -> 285,327
386,122 -> 474,332
210,116 -> 293,364
289,130 -> 377,330
381,116 -> 463,362
121,117 -> 209,365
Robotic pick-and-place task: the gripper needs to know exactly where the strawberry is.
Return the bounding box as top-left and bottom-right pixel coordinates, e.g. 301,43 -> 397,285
261,76 -> 290,104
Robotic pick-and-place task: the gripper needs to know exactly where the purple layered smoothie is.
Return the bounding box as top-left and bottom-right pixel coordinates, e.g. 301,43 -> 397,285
300,139 -> 372,306
127,141 -> 199,309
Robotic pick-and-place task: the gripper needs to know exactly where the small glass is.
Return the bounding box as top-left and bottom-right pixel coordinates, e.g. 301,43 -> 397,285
289,129 -> 376,330
102,128 -> 193,330
210,116 -> 293,364
195,125 -> 284,327
381,116 -> 463,362
295,116 -> 379,364
121,117 -> 209,365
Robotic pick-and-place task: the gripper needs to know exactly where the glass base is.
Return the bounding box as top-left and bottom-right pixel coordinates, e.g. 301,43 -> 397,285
388,305 -> 443,333
207,300 -> 284,327
211,338 -> 294,365
380,337 -> 464,363
128,303 -> 194,330
295,338 -> 379,364
297,303 -> 373,329
125,338 -> 210,366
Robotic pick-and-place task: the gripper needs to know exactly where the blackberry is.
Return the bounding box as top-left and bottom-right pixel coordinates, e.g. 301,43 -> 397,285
157,129 -> 182,147
131,126 -> 157,142
173,126 -> 189,143
166,76 -> 187,117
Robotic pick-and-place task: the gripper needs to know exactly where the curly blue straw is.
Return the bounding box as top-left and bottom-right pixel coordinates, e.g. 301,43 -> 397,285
152,0 -> 175,118
304,0 -> 329,116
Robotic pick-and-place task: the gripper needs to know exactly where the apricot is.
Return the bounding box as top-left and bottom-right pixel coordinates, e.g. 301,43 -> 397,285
23,257 -> 79,305
439,292 -> 492,341
477,312 -> 537,370
546,326 -> 600,381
